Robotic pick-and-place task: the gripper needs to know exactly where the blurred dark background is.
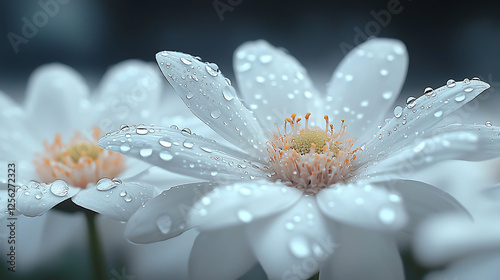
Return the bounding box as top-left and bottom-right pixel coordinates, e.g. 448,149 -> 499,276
1,0 -> 500,103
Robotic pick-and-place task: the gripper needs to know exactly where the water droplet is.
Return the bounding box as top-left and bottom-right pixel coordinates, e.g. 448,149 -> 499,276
139,147 -> 153,157
237,209 -> 253,223
119,190 -> 127,197
393,106 -> 403,118
205,63 -> 219,77
256,76 -> 265,83
285,222 -> 295,231
380,69 -> 388,76
112,178 -> 122,184
434,110 -> 443,118
123,195 -> 133,202
259,54 -> 273,64
455,94 -> 466,102
50,180 -> 69,197
96,178 -> 118,191
446,79 -> 456,88
180,57 -> 192,65
210,171 -> 218,176
345,75 -> 353,81
170,125 -> 179,130
34,193 -> 43,200
472,77 -> 481,81
378,207 -> 396,224
186,92 -> 194,99
120,143 -> 131,152
159,137 -> 172,148
181,128 -> 192,136
424,87 -> 433,95
159,151 -> 173,161
200,146 -> 212,153
463,78 -> 470,84
156,214 -> 172,234
183,140 -> 194,149
222,86 -> 235,101
382,91 -> 393,100
486,121 -> 493,127
304,91 -> 312,99
464,87 -> 473,93
289,236 -> 311,258
136,126 -> 148,135
239,187 -> 252,196
120,124 -> 129,131
224,77 -> 231,86
210,109 -> 221,119
238,62 -> 251,72
360,100 -> 369,107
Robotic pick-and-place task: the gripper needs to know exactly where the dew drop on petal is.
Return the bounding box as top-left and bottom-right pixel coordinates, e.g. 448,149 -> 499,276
119,190 -> 127,197
360,100 -> 369,107
378,207 -> 396,224
382,91 -> 393,100
120,143 -> 131,152
156,214 -> 172,234
139,147 -> 153,157
464,87 -> 473,93
259,54 -> 273,64
205,63 -> 219,77
424,87 -> 433,95
222,86 -> 235,101
200,146 -> 212,153
181,128 -> 192,136
289,236 -> 311,258
159,151 -> 173,161
180,57 -> 192,65
159,137 -> 172,148
183,140 -> 194,149
237,209 -> 253,223
96,178 -> 118,191
210,171 -> 218,176
120,124 -> 129,131
446,79 -> 456,88
123,195 -> 133,202
50,180 -> 69,197
136,126 -> 148,135
434,110 -> 443,118
455,94 -> 466,102
393,106 -> 403,118
210,109 -> 221,119
380,69 -> 388,76
486,121 -> 493,127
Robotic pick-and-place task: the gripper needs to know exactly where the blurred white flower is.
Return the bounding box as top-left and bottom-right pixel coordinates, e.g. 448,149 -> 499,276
99,39 -> 499,280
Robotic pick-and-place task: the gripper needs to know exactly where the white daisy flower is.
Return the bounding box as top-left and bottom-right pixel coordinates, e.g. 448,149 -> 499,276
99,38 -> 499,280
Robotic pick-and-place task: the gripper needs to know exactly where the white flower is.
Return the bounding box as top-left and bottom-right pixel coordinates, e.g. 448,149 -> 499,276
1,60 -> 199,221
99,39 -> 499,280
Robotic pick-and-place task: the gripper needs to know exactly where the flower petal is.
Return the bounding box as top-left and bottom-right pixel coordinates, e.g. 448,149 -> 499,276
24,63 -> 91,141
188,180 -> 303,231
325,38 -> 408,140
365,124 -> 500,177
246,196 -> 335,280
233,40 -> 321,130
319,224 -> 404,280
125,182 -> 216,244
362,78 -> 490,162
71,181 -> 157,221
424,252 -> 500,280
189,226 -> 256,280
317,180 -> 408,231
99,125 -> 269,181
155,51 -> 267,154
15,180 -> 79,217
95,60 -> 164,133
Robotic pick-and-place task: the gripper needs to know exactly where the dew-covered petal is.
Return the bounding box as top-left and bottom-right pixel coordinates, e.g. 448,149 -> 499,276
188,180 -> 303,231
389,180 -> 469,236
246,196 -> 334,280
364,124 -> 500,177
71,180 -> 157,221
189,226 -> 256,280
125,182 -> 217,244
155,51 -> 267,154
319,224 -> 404,280
233,40 -> 321,130
94,60 -> 164,133
414,212 -> 500,266
325,38 -> 408,140
362,79 -> 491,162
316,180 -> 408,231
24,63 -> 91,141
15,180 -> 79,217
99,125 -> 269,182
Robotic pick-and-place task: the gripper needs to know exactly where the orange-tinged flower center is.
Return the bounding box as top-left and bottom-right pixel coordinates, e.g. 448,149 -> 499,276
267,113 -> 359,193
33,128 -> 125,188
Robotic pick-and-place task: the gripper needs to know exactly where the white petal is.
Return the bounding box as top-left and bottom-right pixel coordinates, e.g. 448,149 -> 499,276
24,63 -> 91,141
189,180 -> 303,231
316,181 -> 408,230
72,181 -> 156,221
99,125 -> 269,181
95,60 -> 164,133
325,38 -> 408,140
362,78 -> 490,162
15,180 -> 79,217
189,226 -> 256,280
125,182 -> 216,244
233,40 -> 321,130
424,252 -> 500,280
391,180 -> 469,235
365,124 -> 500,177
246,196 -> 334,280
319,224 -> 404,280
155,51 -> 267,154
414,213 -> 500,266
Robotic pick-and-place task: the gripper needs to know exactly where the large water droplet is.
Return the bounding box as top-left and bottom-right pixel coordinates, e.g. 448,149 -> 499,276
50,180 -> 69,197
139,147 -> 153,157
485,121 -> 493,127
289,236 -> 311,258
181,128 -> 192,136
464,87 -> 473,93
434,110 -> 443,118
259,54 -> 273,64
123,195 -> 133,202
446,79 -> 456,88
382,91 -> 393,100
159,137 -> 172,148
378,207 -> 396,224
238,62 -> 251,72
455,94 -> 466,102
180,57 -> 192,65
120,143 -> 131,152
159,151 -> 173,161
393,106 -> 403,118
96,178 -> 118,191
222,86 -> 235,101
120,124 -> 129,131
183,140 -> 194,149
210,109 -> 221,119
156,215 -> 172,234
200,146 -> 212,153
237,209 -> 253,223
136,126 -> 148,135
119,190 -> 127,197
205,63 -> 219,77
424,87 -> 433,95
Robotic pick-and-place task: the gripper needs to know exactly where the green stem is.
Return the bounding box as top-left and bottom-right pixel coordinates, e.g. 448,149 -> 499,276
85,211 -> 107,280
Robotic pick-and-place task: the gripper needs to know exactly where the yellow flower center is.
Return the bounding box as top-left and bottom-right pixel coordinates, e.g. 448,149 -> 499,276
267,113 -> 359,193
33,128 -> 125,188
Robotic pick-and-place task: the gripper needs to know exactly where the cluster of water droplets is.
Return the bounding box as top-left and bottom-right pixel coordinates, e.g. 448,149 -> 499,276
95,177 -> 133,203
17,180 -> 70,200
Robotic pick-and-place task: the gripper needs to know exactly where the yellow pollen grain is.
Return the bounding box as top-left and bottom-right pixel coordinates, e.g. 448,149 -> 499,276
65,143 -> 101,163
291,130 -> 328,155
